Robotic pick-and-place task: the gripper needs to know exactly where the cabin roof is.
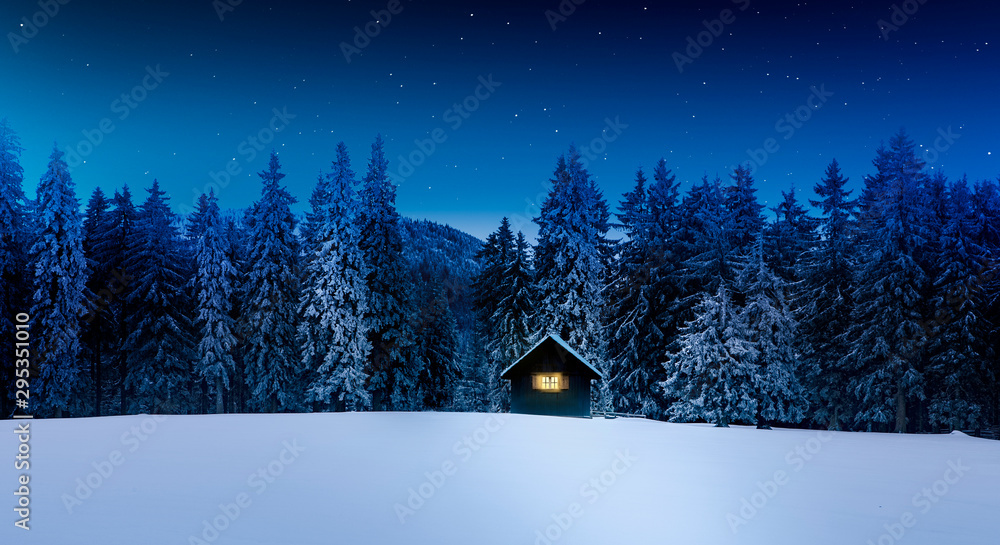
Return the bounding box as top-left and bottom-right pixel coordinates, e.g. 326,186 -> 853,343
499,334 -> 603,380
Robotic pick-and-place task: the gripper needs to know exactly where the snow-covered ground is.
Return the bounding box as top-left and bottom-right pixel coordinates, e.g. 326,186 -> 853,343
3,412 -> 998,544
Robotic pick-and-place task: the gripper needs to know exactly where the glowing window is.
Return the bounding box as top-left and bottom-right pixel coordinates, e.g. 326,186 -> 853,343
540,376 -> 560,390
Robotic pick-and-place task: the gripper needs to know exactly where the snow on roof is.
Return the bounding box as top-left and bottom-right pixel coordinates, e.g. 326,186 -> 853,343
500,333 -> 603,379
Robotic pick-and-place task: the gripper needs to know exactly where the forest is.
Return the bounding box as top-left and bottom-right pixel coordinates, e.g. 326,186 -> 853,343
2,118 -> 997,434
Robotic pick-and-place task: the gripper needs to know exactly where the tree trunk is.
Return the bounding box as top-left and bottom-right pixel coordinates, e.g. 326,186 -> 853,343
894,382 -> 907,433
119,353 -> 127,415
215,376 -> 225,414
93,321 -> 102,417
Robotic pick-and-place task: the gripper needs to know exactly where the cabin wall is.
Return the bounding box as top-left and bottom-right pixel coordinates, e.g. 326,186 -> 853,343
509,374 -> 591,417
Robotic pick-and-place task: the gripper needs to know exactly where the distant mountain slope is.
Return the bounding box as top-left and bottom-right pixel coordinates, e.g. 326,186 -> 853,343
400,217 -> 483,282
400,216 -> 483,322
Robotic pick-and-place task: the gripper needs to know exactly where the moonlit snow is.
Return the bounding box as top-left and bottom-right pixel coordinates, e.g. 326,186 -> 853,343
4,412 -> 998,544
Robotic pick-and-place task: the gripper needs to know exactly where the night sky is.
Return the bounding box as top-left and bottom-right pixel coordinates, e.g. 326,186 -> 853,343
2,0 -> 998,240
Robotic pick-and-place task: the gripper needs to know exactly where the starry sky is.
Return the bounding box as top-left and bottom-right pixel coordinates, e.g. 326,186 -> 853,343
2,0 -> 998,240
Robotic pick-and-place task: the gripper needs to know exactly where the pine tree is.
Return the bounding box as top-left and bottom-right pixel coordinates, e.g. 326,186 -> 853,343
299,142 -> 372,412
30,146 -> 88,417
472,218 -> 515,324
415,280 -> 459,410
724,164 -> 765,257
224,212 -> 251,413
797,159 -> 858,429
641,160 -> 685,417
452,327 -> 490,412
472,217 -> 523,411
487,230 -> 535,411
764,186 -> 817,283
607,167 -> 657,414
124,180 -> 195,414
924,177 -> 995,429
737,234 -> 806,427
661,283 -> 757,427
533,146 -> 609,404
671,175 -> 728,351
301,168 -> 333,252
81,187 -> 114,415
186,192 -> 212,240
844,130 -> 931,432
244,152 -> 301,413
96,185 -> 138,414
0,118 -> 28,417
358,135 -> 416,410
193,190 -> 238,414
971,179 -> 1000,425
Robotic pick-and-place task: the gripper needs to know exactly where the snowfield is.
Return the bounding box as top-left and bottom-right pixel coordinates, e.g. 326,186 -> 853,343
3,412 -> 999,544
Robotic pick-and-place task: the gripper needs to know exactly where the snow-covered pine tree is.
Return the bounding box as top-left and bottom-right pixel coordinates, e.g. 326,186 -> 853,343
606,167 -> 656,414
661,283 -> 757,427
736,234 -> 806,427
0,118 -> 28,417
843,130 -> 931,432
764,186 -> 818,283
533,146 -> 610,405
94,185 -> 138,414
923,177 -> 995,429
676,175 -> 728,291
415,279 -> 459,410
472,217 -> 520,410
81,187 -> 114,415
724,164 -> 765,258
473,217 -> 515,320
858,143 -> 891,227
223,212 -> 251,413
244,152 -> 302,413
123,180 -> 195,414
300,167 -> 333,252
796,159 -> 858,430
186,192 -> 211,240
642,159 -> 684,418
671,175 -> 728,348
487,230 -> 535,411
358,136 -> 416,410
30,146 -> 88,417
452,325 -> 490,412
971,179 -> 1000,425
299,142 -> 372,412
193,190 -> 238,414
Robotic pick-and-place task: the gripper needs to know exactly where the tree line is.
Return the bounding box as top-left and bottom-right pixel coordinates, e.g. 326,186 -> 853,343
475,130 -> 999,433
1,117 -> 998,433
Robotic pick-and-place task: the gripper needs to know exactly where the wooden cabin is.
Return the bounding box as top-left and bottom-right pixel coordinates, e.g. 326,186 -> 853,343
500,334 -> 602,417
